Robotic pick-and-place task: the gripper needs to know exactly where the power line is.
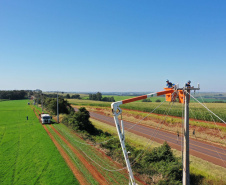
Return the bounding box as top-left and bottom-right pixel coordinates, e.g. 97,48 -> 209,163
189,93 -> 226,124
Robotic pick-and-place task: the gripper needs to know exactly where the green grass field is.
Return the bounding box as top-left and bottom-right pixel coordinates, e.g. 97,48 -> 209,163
48,123 -> 130,184
0,100 -> 78,185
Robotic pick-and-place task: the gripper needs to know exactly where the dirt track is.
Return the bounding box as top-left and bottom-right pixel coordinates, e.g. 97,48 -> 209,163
30,105 -> 147,184
30,105 -> 89,184
50,125 -> 108,185
43,125 -> 89,185
32,106 -> 108,184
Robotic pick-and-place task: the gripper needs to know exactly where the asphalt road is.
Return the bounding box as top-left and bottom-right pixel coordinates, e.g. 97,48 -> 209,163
75,108 -> 226,168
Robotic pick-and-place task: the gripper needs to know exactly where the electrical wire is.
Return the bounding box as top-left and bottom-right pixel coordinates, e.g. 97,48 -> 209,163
189,108 -> 226,167
189,96 -> 226,167
189,93 -> 226,124
68,99 -> 167,147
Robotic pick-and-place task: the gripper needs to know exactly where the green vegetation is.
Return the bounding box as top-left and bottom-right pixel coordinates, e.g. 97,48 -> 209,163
68,98 -> 226,123
70,94 -> 81,99
0,100 -> 78,185
89,92 -> 115,102
49,123 -> 130,184
91,118 -> 226,185
61,107 -> 183,184
46,125 -> 98,184
103,95 -> 165,102
62,107 -> 102,135
43,97 -> 73,115
0,90 -> 27,100
142,98 -> 152,102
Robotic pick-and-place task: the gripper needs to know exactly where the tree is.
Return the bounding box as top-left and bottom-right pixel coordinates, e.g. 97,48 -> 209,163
0,90 -> 27,100
142,99 -> 152,102
71,94 -> 80,99
62,107 -> 99,135
44,97 -> 73,115
96,92 -> 102,101
66,94 -> 70,99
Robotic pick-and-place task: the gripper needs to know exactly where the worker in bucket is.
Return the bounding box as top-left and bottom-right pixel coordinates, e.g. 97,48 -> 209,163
166,79 -> 175,88
185,80 -> 191,87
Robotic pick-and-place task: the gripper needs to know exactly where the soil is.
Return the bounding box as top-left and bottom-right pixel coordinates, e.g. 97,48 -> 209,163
43,125 -> 89,185
50,125 -> 109,185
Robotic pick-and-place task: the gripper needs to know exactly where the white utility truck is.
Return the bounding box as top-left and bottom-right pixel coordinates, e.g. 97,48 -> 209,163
40,114 -> 52,124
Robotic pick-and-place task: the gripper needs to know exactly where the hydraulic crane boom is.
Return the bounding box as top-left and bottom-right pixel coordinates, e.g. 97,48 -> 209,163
111,89 -> 175,185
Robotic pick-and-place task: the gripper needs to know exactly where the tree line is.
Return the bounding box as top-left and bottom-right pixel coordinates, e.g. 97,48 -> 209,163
65,94 -> 81,99
89,92 -> 115,102
42,93 -> 81,99
0,90 -> 27,100
43,97 -> 73,115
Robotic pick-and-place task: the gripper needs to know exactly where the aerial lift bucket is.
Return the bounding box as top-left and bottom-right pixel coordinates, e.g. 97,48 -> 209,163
164,88 -> 189,103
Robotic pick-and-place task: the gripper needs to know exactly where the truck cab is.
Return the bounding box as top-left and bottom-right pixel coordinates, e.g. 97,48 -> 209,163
40,114 -> 52,124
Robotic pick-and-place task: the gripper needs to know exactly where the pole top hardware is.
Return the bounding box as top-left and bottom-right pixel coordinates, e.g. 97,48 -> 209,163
165,83 -> 200,103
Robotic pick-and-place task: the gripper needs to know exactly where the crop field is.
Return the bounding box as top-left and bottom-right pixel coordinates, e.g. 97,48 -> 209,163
78,92 -> 226,102
68,98 -> 226,123
0,100 -> 78,185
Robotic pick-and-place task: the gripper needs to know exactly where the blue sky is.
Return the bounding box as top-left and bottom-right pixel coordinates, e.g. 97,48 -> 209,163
0,0 -> 226,92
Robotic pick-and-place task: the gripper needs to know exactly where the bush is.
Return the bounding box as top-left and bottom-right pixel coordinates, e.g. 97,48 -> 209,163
142,99 -> 152,102
155,99 -> 161,102
139,142 -> 182,184
62,107 -> 101,135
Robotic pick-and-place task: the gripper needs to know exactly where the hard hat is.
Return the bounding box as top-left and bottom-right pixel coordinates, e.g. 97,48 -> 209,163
166,79 -> 169,82
188,80 -> 191,83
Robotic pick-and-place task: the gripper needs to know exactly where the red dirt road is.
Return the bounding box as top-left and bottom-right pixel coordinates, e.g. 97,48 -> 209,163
30,105 -> 146,184
43,125 -> 88,185
32,106 -> 108,184
50,125 -> 109,185
30,105 -> 89,184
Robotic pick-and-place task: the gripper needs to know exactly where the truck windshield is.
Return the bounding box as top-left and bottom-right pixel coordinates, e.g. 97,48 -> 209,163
43,116 -> 51,119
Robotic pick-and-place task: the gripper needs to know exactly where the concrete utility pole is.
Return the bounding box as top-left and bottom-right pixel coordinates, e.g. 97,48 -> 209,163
182,84 -> 200,185
57,92 -> 64,123
183,89 -> 190,185
41,93 -> 43,113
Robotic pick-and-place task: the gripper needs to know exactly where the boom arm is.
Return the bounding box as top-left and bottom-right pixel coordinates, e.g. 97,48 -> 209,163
111,89 -> 174,185
111,89 -> 174,113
